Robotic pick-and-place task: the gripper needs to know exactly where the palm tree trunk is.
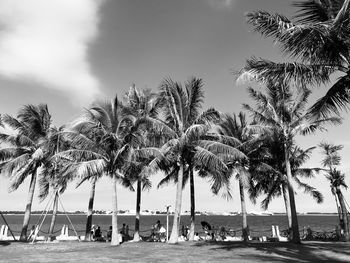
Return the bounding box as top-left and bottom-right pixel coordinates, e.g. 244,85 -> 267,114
282,185 -> 292,229
168,162 -> 184,244
239,178 -> 249,241
188,167 -> 195,241
85,177 -> 96,241
111,174 -> 120,246
336,187 -> 350,241
331,187 -> 342,222
133,179 -> 142,242
48,191 -> 59,240
20,173 -> 37,241
284,146 -> 301,244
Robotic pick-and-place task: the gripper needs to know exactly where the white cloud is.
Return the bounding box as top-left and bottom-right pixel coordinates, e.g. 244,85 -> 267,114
206,0 -> 236,9
0,0 -> 103,105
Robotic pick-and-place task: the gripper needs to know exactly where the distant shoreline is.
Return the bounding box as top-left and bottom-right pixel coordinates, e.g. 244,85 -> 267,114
1,213 -> 338,216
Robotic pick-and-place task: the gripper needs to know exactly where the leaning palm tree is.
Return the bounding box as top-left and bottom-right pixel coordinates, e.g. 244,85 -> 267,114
319,142 -> 349,240
239,0 -> 350,119
0,104 -> 52,241
156,77 -> 239,244
244,82 -> 340,243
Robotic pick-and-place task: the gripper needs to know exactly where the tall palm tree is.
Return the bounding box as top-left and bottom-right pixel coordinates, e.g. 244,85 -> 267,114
58,96 -> 134,246
319,142 -> 349,240
156,77 -> 239,244
244,82 -> 340,243
0,104 -> 52,241
121,85 -> 164,242
239,0 -> 350,118
217,112 -> 262,241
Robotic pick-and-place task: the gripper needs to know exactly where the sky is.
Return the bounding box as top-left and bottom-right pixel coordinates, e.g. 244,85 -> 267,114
0,0 -> 349,214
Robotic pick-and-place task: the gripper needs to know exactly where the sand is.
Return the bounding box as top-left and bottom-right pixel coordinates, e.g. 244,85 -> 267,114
1,240 -> 350,262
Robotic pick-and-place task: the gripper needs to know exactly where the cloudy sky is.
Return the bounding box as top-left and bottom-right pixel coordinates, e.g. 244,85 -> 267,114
0,0 -> 349,214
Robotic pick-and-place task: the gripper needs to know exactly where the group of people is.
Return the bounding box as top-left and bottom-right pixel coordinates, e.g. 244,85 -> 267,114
148,220 -> 166,242
89,220 -> 231,243
90,225 -> 104,241
92,223 -> 130,243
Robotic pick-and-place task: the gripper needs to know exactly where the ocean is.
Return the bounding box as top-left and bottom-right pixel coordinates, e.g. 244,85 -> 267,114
0,214 -> 339,238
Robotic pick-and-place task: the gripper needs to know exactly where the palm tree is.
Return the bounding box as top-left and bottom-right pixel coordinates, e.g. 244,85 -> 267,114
121,85 -> 164,242
37,126 -> 73,240
250,139 -> 323,230
123,146 -> 156,241
239,0 -> 350,118
0,104 -> 52,241
156,77 -> 239,244
319,142 -> 349,240
63,122 -> 106,242
244,82 -> 340,243
58,96 -> 134,246
217,112 -> 262,241
157,140 -> 236,241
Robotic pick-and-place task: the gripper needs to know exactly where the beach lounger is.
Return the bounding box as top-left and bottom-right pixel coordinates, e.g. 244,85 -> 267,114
0,225 -> 45,241
0,225 -> 15,241
56,225 -> 79,241
270,225 -> 288,242
0,225 -> 21,241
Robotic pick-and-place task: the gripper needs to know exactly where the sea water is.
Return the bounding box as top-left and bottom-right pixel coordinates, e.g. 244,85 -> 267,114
0,214 -> 339,238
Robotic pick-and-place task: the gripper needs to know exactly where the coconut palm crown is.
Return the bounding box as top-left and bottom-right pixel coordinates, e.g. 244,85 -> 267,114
238,0 -> 350,119
0,104 -> 52,241
244,81 -> 340,243
155,77 -> 244,244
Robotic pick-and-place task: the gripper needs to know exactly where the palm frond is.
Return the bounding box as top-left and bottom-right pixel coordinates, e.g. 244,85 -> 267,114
293,0 -> 333,23
186,77 -> 205,124
74,159 -> 106,179
9,161 -> 37,192
308,74 -> 350,118
294,177 -> 324,203
238,58 -> 332,87
193,146 -> 228,173
246,11 -> 294,40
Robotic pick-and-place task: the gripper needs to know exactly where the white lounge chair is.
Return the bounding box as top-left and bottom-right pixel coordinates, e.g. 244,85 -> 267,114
271,225 -> 288,242
56,225 -> 79,241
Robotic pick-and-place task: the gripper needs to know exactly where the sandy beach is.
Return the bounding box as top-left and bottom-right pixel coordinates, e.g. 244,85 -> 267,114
1,240 -> 350,263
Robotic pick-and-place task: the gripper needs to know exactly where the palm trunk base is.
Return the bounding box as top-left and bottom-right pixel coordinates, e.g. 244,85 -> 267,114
242,226 -> 250,241
20,229 -> 28,242
133,231 -> 141,242
188,222 -> 195,241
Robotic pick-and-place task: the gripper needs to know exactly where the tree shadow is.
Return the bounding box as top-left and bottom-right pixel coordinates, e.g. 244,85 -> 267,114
193,241 -> 350,262
0,241 -> 11,246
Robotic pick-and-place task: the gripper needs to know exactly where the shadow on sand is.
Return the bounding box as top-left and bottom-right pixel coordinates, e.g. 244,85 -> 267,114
0,241 -> 11,246
194,241 -> 350,262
